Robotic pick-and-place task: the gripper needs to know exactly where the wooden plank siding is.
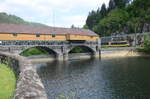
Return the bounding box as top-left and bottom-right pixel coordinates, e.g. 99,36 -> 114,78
0,33 -> 99,41
68,35 -> 99,41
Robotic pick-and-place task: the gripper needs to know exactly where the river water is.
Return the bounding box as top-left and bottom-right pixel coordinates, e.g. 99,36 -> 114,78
35,56 -> 150,99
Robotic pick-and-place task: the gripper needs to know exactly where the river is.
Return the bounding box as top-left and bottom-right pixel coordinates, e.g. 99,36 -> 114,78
35,56 -> 150,99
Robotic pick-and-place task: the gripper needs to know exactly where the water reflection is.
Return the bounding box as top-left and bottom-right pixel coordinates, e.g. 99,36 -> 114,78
35,57 -> 150,99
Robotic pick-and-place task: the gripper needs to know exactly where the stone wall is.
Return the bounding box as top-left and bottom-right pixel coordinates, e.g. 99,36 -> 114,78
0,40 -> 100,60
0,51 -> 47,99
101,48 -> 144,58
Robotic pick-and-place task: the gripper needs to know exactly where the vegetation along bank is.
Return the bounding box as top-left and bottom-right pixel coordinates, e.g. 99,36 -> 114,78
0,64 -> 16,99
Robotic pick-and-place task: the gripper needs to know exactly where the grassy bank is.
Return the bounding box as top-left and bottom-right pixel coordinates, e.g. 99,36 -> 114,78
0,64 -> 16,99
20,47 -> 49,56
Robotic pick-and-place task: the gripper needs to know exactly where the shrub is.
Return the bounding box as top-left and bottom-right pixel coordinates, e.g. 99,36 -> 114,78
143,36 -> 150,52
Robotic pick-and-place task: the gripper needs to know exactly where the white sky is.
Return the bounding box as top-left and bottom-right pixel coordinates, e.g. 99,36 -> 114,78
0,0 -> 109,27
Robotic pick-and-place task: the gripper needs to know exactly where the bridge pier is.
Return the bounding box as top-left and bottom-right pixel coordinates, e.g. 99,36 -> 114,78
56,53 -> 68,61
57,54 -> 64,61
63,53 -> 68,60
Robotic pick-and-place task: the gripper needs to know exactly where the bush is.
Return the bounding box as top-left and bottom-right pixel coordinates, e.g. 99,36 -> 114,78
144,36 -> 150,52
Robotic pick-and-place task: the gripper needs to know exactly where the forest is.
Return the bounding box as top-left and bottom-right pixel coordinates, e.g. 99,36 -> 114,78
0,12 -> 46,26
84,0 -> 150,36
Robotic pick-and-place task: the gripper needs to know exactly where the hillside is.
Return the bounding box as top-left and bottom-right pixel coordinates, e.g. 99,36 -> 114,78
84,0 -> 150,36
0,12 -> 46,26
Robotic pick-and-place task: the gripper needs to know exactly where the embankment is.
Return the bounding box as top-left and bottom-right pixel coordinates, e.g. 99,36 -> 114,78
101,48 -> 147,58
0,52 -> 47,99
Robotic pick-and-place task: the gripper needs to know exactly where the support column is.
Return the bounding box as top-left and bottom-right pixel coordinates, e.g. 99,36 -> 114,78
93,51 -> 100,58
98,38 -> 101,58
56,46 -> 68,61
93,38 -> 101,58
57,53 -> 64,61
63,52 -> 68,60
57,53 -> 68,61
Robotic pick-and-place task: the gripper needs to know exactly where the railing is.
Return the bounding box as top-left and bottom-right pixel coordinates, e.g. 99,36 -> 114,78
0,40 -> 98,46
0,40 -> 69,46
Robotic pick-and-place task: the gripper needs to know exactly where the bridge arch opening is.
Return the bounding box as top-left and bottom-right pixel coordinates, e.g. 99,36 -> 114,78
20,46 -> 57,57
68,46 -> 95,59
68,46 -> 95,54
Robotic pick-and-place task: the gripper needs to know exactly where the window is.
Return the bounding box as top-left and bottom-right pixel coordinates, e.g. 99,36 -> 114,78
52,34 -> 56,38
36,34 -> 40,37
12,34 -> 17,37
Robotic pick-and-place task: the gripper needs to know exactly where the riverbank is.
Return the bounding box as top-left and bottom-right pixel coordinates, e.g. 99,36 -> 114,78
102,47 -> 137,58
0,52 -> 47,99
101,47 -> 150,58
0,64 -> 16,99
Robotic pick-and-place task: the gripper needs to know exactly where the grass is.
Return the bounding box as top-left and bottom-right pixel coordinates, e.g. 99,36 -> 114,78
136,47 -> 150,53
20,47 -> 49,56
0,64 -> 16,99
20,46 -> 89,56
101,45 -> 133,49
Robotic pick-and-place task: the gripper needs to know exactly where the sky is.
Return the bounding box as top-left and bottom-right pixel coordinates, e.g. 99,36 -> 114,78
0,0 -> 109,28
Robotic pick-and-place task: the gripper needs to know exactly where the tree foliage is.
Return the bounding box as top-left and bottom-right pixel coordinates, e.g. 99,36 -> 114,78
85,0 -> 150,36
114,0 -> 131,8
142,36 -> 150,52
94,9 -> 129,36
108,0 -> 116,12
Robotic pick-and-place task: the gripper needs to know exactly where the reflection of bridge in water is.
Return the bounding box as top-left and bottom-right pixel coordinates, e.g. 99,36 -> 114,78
0,24 -> 100,60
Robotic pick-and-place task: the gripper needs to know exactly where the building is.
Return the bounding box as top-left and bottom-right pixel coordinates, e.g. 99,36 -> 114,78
0,24 -> 99,42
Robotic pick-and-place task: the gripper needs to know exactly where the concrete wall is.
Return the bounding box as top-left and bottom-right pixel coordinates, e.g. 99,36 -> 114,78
0,52 -> 47,99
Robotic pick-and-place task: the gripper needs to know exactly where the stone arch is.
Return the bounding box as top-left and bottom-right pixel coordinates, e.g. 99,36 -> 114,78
19,46 -> 58,57
68,45 -> 95,54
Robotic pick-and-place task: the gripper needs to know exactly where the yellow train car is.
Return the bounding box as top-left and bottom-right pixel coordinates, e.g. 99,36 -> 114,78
108,41 -> 130,47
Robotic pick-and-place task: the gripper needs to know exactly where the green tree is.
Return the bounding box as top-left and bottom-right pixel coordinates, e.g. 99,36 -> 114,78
143,36 -> 150,52
83,24 -> 89,29
114,0 -> 131,8
71,24 -> 75,28
100,3 -> 107,18
108,0 -> 116,12
85,0 -> 150,36
86,11 -> 97,29
127,17 -> 141,33
95,9 -> 129,36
